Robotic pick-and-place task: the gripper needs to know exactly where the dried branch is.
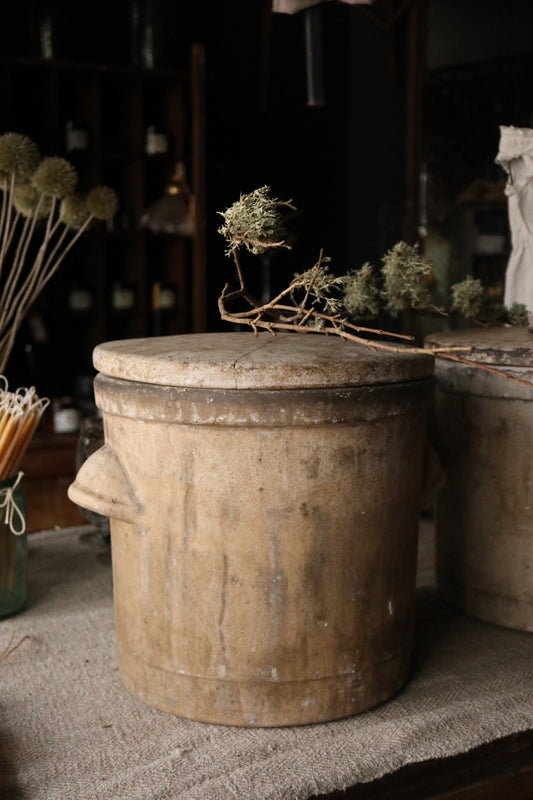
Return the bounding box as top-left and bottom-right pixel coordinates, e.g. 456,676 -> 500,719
216,187 -> 529,380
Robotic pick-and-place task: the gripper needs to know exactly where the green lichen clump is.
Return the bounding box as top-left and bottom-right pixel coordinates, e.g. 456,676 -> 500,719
343,263 -> 380,319
218,186 -> 295,255
294,258 -> 346,315
450,275 -> 484,319
381,242 -> 432,316
507,301 -> 529,326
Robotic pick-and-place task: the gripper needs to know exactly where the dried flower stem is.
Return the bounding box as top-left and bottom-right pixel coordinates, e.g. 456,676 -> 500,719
0,175 -> 17,270
0,208 -> 45,343
35,213 -> 94,294
0,212 -> 94,373
0,131 -> 118,376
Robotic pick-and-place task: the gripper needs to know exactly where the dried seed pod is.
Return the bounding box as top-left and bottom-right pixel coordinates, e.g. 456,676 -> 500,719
31,157 -> 78,198
60,193 -> 91,229
0,133 -> 40,180
12,183 -> 52,218
86,185 -> 119,220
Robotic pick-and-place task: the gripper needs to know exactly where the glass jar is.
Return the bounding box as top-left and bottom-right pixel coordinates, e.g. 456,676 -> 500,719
0,475 -> 27,618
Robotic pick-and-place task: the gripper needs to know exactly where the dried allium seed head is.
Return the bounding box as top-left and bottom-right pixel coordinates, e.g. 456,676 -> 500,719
0,133 -> 40,179
12,183 -> 52,217
86,185 -> 119,220
60,193 -> 91,229
31,157 -> 78,198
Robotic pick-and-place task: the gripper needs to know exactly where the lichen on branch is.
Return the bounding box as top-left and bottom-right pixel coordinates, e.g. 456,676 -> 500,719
216,186 -> 527,360
217,187 -> 416,350
450,275 -> 485,319
381,241 -> 434,316
217,186 -> 296,255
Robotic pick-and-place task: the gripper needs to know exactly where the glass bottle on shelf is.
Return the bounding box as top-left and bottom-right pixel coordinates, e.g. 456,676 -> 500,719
141,162 -> 194,236
65,120 -> 90,153
145,125 -> 169,156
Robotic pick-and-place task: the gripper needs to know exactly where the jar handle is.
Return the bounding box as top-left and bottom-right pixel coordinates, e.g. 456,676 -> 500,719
68,444 -> 141,526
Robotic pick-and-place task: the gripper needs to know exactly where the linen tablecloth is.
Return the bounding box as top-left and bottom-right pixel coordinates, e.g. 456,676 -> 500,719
1,522 -> 533,800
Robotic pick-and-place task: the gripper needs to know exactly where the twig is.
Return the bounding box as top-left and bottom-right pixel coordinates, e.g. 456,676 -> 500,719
0,631 -> 30,663
237,235 -> 290,251
299,250 -> 323,310
219,279 -> 416,343
436,351 -> 533,388
217,188 -> 518,376
219,300 -> 452,353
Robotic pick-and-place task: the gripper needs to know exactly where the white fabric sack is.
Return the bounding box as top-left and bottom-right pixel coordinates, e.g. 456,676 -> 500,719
495,125 -> 533,312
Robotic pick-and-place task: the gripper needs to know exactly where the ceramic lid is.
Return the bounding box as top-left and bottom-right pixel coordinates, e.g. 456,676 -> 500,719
93,332 -> 433,390
425,326 -> 533,367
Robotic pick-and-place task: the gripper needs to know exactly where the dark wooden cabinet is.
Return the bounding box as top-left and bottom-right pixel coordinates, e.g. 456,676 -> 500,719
20,431 -> 84,532
0,46 -> 205,529
0,45 -> 206,395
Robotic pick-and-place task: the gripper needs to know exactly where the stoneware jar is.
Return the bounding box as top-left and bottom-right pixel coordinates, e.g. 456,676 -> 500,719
69,332 -> 434,726
426,326 -> 533,632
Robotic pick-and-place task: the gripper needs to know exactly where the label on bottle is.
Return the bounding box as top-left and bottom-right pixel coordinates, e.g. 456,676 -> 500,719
66,122 -> 89,152
145,127 -> 168,155
54,407 -> 80,434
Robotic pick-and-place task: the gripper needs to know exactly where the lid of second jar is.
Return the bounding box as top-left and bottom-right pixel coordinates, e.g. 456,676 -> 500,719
93,332 -> 434,390
425,326 -> 533,367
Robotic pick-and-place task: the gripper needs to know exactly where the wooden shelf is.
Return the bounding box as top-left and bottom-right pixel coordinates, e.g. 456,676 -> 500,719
20,431 -> 85,532
0,45 -> 206,395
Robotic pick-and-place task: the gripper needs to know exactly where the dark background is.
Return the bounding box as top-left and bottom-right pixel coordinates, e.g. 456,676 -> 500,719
1,0 -> 533,394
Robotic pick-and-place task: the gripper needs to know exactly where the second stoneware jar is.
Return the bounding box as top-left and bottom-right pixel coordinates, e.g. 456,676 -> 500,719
426,326 -> 533,633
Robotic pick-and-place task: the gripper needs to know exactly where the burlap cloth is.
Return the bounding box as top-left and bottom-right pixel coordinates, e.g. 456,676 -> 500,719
2,522 -> 533,800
